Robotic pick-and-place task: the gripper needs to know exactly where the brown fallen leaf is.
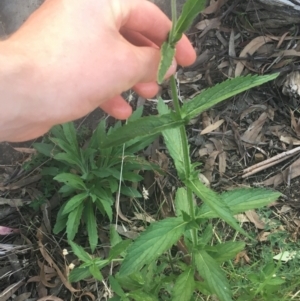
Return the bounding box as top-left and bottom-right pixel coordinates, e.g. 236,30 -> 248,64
203,0 -> 228,14
13,147 -> 37,154
235,36 -> 273,77
257,231 -> 271,242
201,119 -> 224,135
196,17 -> 221,38
37,297 -> 64,301
241,112 -> 268,145
245,210 -> 265,229
280,135 -> 300,145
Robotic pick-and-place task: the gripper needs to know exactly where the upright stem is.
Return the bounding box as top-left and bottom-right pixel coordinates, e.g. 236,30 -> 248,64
170,75 -> 197,245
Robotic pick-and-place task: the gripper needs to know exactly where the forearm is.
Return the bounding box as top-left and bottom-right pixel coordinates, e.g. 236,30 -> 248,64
0,41 -> 49,142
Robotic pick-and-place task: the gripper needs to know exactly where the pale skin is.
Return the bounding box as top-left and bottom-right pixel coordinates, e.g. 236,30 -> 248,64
0,0 -> 196,142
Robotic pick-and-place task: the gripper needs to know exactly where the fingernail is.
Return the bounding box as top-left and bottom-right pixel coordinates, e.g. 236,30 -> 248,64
165,58 -> 177,79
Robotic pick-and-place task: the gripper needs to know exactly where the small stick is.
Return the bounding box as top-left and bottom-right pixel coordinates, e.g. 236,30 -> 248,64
242,146 -> 300,178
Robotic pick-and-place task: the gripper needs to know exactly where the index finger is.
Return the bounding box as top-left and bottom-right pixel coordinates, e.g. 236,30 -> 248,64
120,0 -> 196,66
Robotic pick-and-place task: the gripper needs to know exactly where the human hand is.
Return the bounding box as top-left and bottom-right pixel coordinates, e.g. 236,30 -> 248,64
1,0 -> 196,141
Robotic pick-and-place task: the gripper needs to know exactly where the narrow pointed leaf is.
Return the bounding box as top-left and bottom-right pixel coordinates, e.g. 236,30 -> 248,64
69,266 -> 92,282
68,240 -> 92,262
62,122 -> 79,153
173,0 -> 206,43
101,114 -> 184,148
119,217 -> 187,276
129,290 -> 158,301
182,74 -> 278,120
175,187 -> 190,217
62,192 -> 89,215
157,42 -> 176,84
109,240 -> 131,260
185,179 -> 250,238
172,267 -> 195,301
84,201 -> 98,252
109,275 -> 128,299
67,203 -> 84,240
195,250 -> 233,301
89,264 -> 103,281
158,99 -> 186,179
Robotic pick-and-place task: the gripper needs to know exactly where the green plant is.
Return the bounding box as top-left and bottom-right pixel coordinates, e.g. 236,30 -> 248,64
33,107 -> 158,252
84,0 -> 279,300
42,0 -> 283,299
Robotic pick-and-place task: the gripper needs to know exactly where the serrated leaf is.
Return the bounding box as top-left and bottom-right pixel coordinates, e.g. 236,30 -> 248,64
185,179 -> 250,238
119,217 -> 187,276
128,290 -> 158,301
172,267 -> 195,301
54,173 -> 86,190
158,99 -> 186,179
66,203 -> 84,240
62,122 -> 79,153
175,188 -> 190,217
173,0 -> 206,43
62,192 -> 89,215
204,241 -> 245,263
182,74 -> 278,120
83,201 -> 98,252
95,198 -> 113,222
53,201 -> 68,234
122,172 -> 144,183
157,42 -> 176,84
89,264 -> 103,281
195,250 -> 233,301
197,188 -> 280,219
101,114 -> 184,148
68,240 -> 92,262
109,240 -> 131,260
69,266 -> 92,282
198,224 -> 213,246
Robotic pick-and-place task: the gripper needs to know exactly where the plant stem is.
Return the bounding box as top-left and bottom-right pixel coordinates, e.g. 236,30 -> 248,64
170,75 -> 197,245
169,0 -> 177,43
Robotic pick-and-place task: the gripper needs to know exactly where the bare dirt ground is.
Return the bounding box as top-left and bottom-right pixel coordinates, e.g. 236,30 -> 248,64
1,0 -> 300,300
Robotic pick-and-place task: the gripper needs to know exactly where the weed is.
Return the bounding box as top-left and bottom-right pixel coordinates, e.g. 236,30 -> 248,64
33,0 -> 285,300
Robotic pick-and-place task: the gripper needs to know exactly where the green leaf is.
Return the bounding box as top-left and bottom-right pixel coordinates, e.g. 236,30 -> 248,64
101,114 -> 184,148
69,240 -> 92,262
173,0 -> 206,43
89,119 -> 106,149
197,188 -> 281,219
185,179 -> 250,238
172,267 -> 195,301
157,42 -> 176,84
119,217 -> 187,276
62,122 -> 79,153
198,224 -> 213,246
204,241 -> 245,263
110,225 -> 123,247
158,99 -> 186,179
53,152 -> 81,168
122,172 -> 144,183
109,275 -> 128,299
95,198 -> 113,222
83,201 -> 98,252
175,187 -> 190,218
33,142 -> 55,157
121,186 -> 142,198
109,240 -> 131,260
69,266 -> 92,282
182,74 -> 278,120
89,264 -> 103,281
128,290 -> 158,301
62,192 -> 89,215
66,203 -> 84,240
53,201 -> 68,234
194,250 -> 233,301
54,173 -> 86,190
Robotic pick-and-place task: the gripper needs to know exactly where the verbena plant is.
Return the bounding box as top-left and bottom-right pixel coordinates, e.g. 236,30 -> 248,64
50,0 -> 282,300
33,107 -> 158,252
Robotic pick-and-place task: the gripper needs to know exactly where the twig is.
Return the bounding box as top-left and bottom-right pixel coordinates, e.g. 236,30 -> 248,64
242,146 -> 300,178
